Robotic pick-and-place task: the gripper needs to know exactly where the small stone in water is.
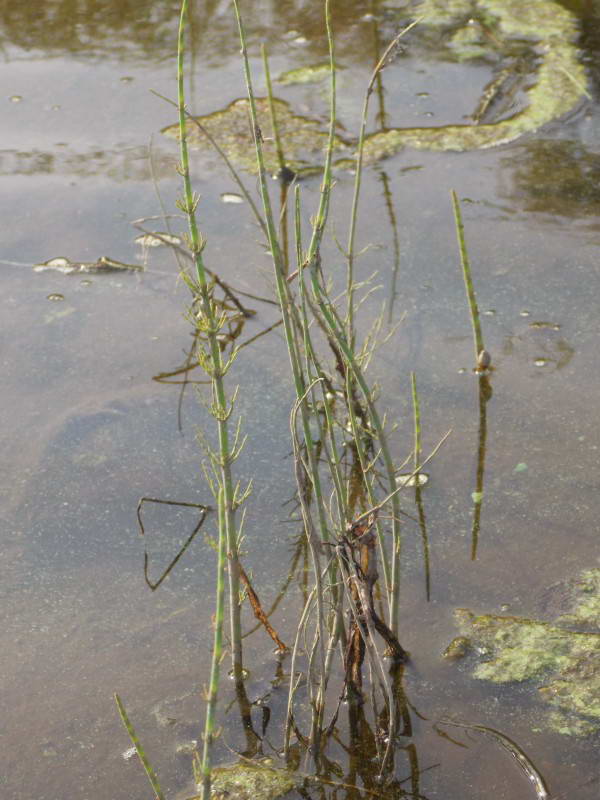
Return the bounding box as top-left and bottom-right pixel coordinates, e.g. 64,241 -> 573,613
534,358 -> 549,367
9,95 -> 22,103
46,293 -> 65,301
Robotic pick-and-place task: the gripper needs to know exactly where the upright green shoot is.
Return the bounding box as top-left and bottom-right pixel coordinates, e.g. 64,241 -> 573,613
451,189 -> 485,366
199,488 -> 227,799
114,694 -> 165,800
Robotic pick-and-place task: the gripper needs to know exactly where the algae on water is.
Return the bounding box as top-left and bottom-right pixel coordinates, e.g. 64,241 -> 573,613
187,760 -> 300,800
450,569 -> 600,736
163,1 -> 587,169
277,63 -> 335,85
162,97 -> 349,174
363,0 -> 588,158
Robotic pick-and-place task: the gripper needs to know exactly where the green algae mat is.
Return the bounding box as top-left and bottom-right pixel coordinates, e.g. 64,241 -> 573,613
447,569 -> 600,736
186,760 -> 300,800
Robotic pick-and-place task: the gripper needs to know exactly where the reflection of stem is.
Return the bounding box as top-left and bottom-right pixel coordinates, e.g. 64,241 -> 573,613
414,486 -> 431,600
370,0 -> 388,129
471,375 -> 492,560
378,170 -> 401,323
232,670 -> 262,759
411,373 -> 431,600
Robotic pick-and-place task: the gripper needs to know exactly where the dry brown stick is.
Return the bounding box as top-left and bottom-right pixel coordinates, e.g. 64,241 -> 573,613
239,564 -> 288,652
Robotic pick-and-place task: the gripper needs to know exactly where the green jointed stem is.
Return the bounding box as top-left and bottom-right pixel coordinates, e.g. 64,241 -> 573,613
231,2 -> 332,743
346,20 -> 420,341
177,0 -> 207,289
451,189 -> 485,363
177,3 -> 245,795
306,0 -> 336,264
200,488 -> 226,800
261,44 -> 286,172
307,279 -> 402,629
114,694 -> 166,800
230,0 -> 333,557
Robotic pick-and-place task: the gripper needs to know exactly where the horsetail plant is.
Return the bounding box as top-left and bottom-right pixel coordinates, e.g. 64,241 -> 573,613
230,0 -> 417,767
177,1 -> 250,796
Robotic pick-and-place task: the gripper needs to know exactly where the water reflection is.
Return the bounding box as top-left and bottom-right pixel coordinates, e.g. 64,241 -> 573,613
0,0 -> 378,63
0,145 -> 176,179
500,139 -> 600,219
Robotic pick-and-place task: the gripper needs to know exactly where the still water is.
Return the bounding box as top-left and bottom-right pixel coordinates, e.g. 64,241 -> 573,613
1,1 -> 599,798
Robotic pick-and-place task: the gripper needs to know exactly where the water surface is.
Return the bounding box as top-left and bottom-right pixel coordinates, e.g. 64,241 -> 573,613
1,2 -> 599,799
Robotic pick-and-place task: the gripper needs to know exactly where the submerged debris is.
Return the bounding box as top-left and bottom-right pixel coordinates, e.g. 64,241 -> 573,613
395,472 -> 429,488
449,569 -> 600,735
443,636 -> 471,661
33,256 -> 143,274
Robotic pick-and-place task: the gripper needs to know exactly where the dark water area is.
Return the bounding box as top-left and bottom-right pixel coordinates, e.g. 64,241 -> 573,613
1,1 -> 600,799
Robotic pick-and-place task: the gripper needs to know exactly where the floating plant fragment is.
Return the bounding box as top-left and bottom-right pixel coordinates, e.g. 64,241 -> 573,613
396,472 -> 429,488
277,62 -> 336,85
33,256 -> 143,274
220,192 -> 244,204
448,569 -> 600,735
134,232 -> 181,247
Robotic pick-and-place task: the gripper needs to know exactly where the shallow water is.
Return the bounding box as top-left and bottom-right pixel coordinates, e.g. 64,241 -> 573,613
1,1 -> 600,799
